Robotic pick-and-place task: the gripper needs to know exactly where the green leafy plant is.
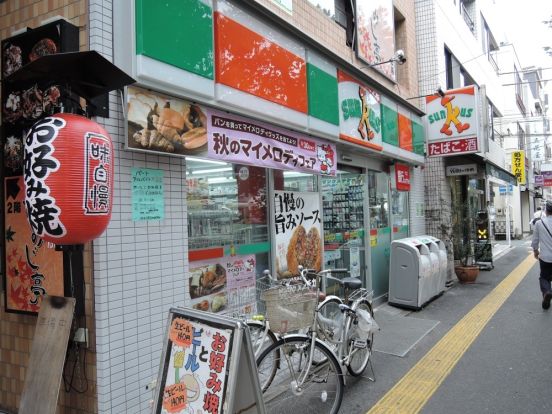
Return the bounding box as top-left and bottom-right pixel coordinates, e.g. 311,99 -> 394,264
451,199 -> 478,267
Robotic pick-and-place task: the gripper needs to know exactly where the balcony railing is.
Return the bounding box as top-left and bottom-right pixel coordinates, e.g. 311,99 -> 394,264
488,51 -> 499,74
461,3 -> 475,34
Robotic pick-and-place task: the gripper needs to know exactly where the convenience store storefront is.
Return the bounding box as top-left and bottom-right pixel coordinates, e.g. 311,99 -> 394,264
119,0 -> 426,306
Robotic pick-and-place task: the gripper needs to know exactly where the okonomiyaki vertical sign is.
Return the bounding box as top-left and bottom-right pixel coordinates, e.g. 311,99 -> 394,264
273,191 -> 322,279
4,176 -> 63,313
206,109 -> 337,175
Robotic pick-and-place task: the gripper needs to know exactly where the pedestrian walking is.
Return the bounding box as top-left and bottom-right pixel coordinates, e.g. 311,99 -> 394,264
530,206 -> 543,232
531,201 -> 552,309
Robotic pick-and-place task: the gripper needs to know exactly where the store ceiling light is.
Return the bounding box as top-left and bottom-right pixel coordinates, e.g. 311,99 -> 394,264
191,167 -> 232,175
185,156 -> 227,166
208,176 -> 234,184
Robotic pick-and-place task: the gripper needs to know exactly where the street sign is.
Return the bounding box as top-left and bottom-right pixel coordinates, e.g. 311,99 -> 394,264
498,184 -> 513,194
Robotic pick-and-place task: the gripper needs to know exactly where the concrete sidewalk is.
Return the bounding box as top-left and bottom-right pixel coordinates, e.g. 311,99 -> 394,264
340,239 -> 537,413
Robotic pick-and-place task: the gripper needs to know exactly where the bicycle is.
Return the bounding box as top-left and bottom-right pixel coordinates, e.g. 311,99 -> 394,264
316,271 -> 378,378
227,270 -> 279,357
255,267 -> 345,414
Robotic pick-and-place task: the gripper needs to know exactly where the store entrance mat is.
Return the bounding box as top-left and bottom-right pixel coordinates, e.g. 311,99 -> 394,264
373,308 -> 440,357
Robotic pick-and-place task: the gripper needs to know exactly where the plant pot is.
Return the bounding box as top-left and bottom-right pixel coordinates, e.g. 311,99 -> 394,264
454,265 -> 479,284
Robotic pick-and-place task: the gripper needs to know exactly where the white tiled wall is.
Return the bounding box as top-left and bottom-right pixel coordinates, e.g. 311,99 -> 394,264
409,166 -> 426,236
90,1 -> 188,413
415,0 -> 455,279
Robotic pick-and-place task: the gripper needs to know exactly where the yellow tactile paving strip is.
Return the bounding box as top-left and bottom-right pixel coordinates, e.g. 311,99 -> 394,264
367,254 -> 535,414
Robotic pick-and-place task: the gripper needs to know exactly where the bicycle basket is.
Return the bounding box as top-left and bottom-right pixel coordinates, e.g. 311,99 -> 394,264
224,276 -> 274,319
261,284 -> 318,333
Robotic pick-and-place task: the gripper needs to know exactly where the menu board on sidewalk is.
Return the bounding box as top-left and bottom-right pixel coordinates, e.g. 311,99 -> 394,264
153,308 -> 265,413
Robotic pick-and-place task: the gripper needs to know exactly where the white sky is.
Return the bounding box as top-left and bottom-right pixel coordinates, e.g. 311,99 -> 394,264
486,0 -> 552,69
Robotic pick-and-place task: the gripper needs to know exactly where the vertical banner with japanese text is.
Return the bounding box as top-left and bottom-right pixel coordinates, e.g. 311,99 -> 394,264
273,191 -> 322,278
4,177 -> 63,313
511,150 -> 526,185
355,0 -> 396,80
390,163 -> 410,191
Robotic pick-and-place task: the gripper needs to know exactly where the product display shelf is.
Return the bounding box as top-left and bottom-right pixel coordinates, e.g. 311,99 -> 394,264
323,185 -> 365,233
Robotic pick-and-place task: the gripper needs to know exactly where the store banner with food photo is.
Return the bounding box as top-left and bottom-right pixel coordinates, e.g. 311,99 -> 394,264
4,177 -> 64,313
273,191 -> 322,279
188,254 -> 257,315
338,70 -> 383,151
126,85 -> 208,156
206,108 -> 337,176
160,315 -> 232,414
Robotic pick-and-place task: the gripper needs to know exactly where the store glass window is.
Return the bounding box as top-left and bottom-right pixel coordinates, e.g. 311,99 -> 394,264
272,170 -> 322,279
273,170 -> 318,192
391,189 -> 409,239
186,157 -> 269,314
368,172 -> 389,229
322,168 -> 367,293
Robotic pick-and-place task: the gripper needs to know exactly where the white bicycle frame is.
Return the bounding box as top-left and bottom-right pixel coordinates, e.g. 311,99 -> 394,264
317,273 -> 374,380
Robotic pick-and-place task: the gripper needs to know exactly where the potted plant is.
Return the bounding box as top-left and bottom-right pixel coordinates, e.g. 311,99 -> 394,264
451,199 -> 480,283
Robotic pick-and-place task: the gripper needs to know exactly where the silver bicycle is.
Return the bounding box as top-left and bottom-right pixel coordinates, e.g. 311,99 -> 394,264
255,267 -> 346,414
316,271 -> 377,377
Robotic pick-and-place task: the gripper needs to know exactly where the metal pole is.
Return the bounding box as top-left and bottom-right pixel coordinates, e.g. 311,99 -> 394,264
506,201 -> 512,247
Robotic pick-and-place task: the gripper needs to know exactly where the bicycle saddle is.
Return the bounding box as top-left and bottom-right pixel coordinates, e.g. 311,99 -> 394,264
341,277 -> 362,290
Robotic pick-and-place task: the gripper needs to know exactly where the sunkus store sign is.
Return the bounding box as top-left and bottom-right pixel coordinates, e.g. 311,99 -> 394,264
425,85 -> 480,157
446,164 -> 478,176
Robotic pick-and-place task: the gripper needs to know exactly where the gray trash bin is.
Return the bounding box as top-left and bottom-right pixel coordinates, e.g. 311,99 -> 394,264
423,236 -> 448,294
389,237 -> 434,310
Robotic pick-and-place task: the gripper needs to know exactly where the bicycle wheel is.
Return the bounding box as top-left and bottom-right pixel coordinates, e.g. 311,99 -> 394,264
247,320 -> 278,392
346,299 -> 374,377
256,335 -> 344,414
246,320 -> 277,357
316,297 -> 343,347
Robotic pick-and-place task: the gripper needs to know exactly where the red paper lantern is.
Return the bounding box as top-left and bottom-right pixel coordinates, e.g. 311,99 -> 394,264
24,113 -> 114,245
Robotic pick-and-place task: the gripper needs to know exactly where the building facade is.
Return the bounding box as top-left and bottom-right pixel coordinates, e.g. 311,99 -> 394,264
1,0 -> 425,413
415,0 -> 516,278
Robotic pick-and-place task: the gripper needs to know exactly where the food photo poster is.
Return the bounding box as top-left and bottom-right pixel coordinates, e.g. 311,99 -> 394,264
273,191 -> 323,279
188,254 -> 257,316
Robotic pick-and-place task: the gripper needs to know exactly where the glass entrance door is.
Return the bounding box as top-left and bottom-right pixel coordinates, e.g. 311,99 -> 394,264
321,168 -> 368,294
391,190 -> 409,240
368,171 -> 391,298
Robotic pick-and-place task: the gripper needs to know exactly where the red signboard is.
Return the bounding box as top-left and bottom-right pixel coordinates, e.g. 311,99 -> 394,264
542,172 -> 552,187
395,163 -> 410,191
4,177 -> 64,313
428,137 -> 478,157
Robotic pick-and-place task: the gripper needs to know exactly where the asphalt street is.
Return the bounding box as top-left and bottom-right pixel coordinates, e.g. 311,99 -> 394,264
339,239 -> 551,414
